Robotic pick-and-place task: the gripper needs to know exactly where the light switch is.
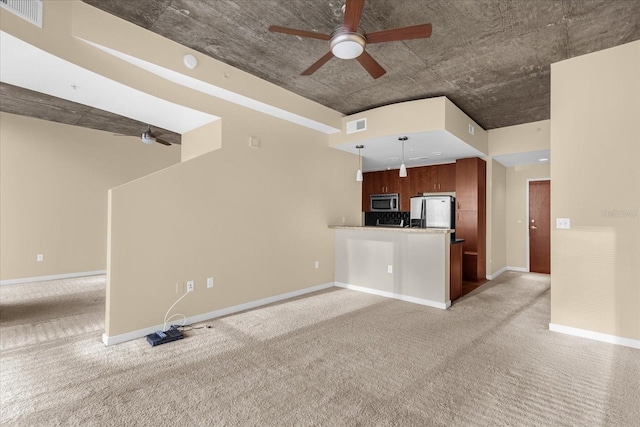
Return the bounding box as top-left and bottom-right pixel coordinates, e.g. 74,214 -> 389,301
556,218 -> 571,229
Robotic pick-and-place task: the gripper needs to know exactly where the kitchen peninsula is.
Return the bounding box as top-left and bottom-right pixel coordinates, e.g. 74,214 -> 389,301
330,226 -> 455,309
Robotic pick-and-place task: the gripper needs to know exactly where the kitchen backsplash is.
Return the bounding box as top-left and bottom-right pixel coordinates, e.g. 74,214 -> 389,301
364,211 -> 410,226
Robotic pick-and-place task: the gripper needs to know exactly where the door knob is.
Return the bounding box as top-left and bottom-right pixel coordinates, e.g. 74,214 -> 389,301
531,225 -> 538,230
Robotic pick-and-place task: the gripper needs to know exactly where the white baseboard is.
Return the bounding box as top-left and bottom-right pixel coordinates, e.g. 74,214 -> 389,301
0,270 -> 106,286
486,266 -> 532,280
335,282 -> 450,310
486,266 -> 508,280
102,282 -> 335,346
549,323 -> 640,350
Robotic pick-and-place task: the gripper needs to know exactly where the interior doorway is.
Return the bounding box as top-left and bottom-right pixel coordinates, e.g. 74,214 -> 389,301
528,180 -> 551,274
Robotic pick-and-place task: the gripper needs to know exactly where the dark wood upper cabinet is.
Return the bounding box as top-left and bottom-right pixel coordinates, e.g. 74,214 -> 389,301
437,163 -> 456,192
409,163 -> 456,195
363,163 -> 457,212
408,166 -> 437,197
455,159 -> 480,211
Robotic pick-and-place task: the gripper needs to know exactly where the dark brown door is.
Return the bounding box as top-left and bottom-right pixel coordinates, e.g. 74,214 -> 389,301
529,180 -> 550,274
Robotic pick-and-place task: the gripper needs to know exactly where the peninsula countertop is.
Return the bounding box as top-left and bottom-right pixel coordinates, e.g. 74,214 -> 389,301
329,225 -> 454,234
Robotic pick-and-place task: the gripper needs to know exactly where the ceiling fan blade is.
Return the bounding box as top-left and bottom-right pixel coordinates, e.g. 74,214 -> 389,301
366,23 -> 432,44
343,0 -> 365,32
155,138 -> 172,146
269,25 -> 331,41
301,51 -> 335,76
356,51 -> 386,79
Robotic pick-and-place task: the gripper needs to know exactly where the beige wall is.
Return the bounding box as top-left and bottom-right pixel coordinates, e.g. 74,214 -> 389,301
0,113 -> 180,281
550,41 -> 640,341
505,164 -> 550,269
489,120 -> 550,156
106,102 -> 360,337
486,159 -> 507,277
181,120 -> 222,162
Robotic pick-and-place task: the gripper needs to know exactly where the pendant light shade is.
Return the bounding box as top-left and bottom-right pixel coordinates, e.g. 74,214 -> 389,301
356,145 -> 364,182
399,136 -> 408,178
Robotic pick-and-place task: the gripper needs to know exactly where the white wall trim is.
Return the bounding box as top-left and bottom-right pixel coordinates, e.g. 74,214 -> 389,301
486,266 -> 508,280
102,282 -> 335,346
487,266 -> 532,280
335,282 -> 450,310
0,270 -> 106,286
549,323 -> 640,350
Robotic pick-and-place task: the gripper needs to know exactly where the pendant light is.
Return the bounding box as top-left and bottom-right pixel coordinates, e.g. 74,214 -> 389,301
399,136 -> 408,177
356,145 -> 364,182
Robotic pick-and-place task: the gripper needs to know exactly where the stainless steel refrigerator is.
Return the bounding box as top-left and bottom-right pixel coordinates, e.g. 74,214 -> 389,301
410,195 -> 455,229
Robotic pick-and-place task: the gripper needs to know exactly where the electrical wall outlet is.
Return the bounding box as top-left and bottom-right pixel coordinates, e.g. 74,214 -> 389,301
207,277 -> 214,288
187,280 -> 194,292
36,254 -> 44,262
387,265 -> 393,274
314,261 -> 320,269
556,218 -> 571,229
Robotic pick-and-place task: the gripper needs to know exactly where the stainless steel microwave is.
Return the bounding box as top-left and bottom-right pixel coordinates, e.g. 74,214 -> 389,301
370,193 -> 399,212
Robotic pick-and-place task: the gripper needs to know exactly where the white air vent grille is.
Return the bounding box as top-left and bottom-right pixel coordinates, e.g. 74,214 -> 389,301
1,0 -> 43,27
346,118 -> 367,134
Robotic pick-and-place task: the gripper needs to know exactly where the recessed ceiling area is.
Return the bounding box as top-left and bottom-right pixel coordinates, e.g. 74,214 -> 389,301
335,130 -> 485,172
493,149 -> 551,168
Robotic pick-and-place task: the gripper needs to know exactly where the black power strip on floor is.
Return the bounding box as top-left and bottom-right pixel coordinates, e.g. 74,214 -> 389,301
146,327 -> 184,347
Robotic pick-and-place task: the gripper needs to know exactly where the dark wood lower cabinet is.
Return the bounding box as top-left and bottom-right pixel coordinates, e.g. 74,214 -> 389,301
462,252 -> 478,282
450,241 -> 463,301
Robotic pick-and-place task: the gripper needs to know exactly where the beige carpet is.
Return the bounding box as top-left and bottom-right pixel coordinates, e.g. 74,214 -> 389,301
1,272 -> 639,426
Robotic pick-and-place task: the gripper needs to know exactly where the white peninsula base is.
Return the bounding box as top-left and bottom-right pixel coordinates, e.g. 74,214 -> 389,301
331,226 -> 452,309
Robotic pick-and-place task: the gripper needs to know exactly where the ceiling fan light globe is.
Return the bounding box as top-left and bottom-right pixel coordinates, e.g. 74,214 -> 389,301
141,133 -> 154,144
330,33 -> 366,59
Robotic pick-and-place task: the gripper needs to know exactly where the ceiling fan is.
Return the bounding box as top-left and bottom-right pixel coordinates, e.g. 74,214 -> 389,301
140,125 -> 172,146
269,0 -> 432,79
115,125 -> 172,146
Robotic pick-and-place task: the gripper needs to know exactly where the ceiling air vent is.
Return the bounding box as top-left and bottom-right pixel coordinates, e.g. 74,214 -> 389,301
1,0 -> 43,28
346,118 -> 367,134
